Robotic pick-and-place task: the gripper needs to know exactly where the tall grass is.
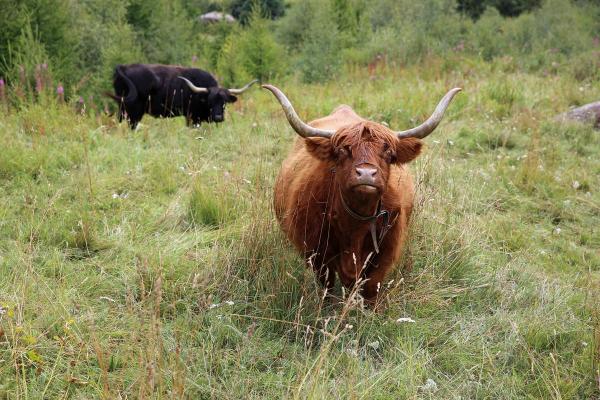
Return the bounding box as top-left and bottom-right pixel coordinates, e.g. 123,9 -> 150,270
0,56 -> 599,398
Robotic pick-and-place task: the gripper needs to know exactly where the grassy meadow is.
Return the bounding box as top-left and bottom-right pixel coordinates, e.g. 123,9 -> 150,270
0,57 -> 599,398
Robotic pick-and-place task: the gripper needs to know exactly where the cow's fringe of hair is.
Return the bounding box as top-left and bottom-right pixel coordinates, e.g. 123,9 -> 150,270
331,121 -> 398,147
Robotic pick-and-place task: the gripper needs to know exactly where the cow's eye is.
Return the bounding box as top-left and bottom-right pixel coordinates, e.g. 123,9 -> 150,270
383,142 -> 390,151
337,145 -> 351,159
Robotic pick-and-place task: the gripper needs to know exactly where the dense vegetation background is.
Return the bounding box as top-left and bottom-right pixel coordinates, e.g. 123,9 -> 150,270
0,0 -> 599,398
0,0 -> 599,104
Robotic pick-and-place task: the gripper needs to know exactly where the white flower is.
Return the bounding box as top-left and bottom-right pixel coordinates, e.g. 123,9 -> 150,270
553,227 -> 561,235
209,303 -> 220,309
396,317 -> 416,323
0,306 -> 6,315
572,181 -> 580,190
421,378 -> 438,392
367,340 -> 380,350
346,348 -> 358,357
224,300 -> 234,306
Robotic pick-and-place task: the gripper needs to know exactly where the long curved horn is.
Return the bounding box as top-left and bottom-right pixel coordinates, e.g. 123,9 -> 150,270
178,76 -> 208,94
262,84 -> 334,139
228,79 -> 259,95
396,88 -> 462,139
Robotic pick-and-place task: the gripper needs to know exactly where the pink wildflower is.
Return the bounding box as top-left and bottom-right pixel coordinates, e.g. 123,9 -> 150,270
56,84 -> 64,102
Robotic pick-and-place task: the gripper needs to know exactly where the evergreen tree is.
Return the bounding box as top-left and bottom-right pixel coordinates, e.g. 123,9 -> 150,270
230,0 -> 285,24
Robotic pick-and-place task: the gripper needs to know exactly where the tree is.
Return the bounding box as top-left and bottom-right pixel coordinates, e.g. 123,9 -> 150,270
457,0 -> 542,19
230,0 -> 285,24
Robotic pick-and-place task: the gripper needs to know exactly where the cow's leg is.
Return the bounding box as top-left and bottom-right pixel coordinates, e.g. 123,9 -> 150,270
117,105 -> 125,123
126,103 -> 144,130
316,265 -> 335,292
362,222 -> 408,307
361,262 -> 391,309
307,252 -> 336,295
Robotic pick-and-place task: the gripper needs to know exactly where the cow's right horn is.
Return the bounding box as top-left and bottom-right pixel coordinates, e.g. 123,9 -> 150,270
395,88 -> 462,139
179,76 -> 208,94
262,84 -> 334,139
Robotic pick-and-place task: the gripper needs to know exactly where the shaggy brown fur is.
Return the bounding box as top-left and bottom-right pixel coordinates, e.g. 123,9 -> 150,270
274,106 -> 423,304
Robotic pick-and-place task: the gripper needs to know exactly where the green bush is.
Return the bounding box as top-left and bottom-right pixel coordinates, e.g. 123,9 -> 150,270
298,1 -> 341,83
218,6 -> 286,84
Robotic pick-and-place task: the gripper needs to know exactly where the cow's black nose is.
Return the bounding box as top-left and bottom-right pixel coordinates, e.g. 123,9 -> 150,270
355,167 -> 377,179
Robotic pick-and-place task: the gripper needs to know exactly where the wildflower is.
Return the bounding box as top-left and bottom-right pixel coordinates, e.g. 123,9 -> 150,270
191,55 -> 198,63
0,78 -> 5,105
421,378 -> 438,392
572,180 -> 580,190
367,340 -> 380,350
224,300 -> 234,306
35,65 -> 43,93
396,317 -> 416,323
57,84 -> 64,103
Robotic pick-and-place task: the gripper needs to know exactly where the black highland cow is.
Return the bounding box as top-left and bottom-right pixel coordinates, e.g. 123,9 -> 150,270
107,64 -> 257,129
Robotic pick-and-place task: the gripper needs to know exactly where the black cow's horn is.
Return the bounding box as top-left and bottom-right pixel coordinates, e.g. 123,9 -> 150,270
178,76 -> 208,94
262,84 -> 334,139
228,79 -> 259,95
395,88 -> 462,139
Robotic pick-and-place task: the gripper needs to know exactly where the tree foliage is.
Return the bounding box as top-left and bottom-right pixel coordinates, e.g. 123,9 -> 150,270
457,0 -> 543,19
230,0 -> 285,24
0,0 -> 598,103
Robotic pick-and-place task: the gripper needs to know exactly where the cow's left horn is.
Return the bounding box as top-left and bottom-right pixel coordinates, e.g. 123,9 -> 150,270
262,84 -> 334,139
396,88 -> 462,139
228,79 -> 259,95
178,76 -> 208,94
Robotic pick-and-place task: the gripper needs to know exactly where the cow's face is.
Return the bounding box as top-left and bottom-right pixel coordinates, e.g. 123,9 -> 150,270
306,121 -> 422,199
206,88 -> 238,122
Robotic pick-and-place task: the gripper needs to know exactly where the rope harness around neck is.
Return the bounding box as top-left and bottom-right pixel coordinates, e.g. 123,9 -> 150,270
338,190 -> 393,254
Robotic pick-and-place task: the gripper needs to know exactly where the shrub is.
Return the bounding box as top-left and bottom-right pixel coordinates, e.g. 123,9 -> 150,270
220,5 -> 286,83
298,1 -> 341,83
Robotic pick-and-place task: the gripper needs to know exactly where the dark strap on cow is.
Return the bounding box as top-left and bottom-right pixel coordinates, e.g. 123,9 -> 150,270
339,191 -> 392,254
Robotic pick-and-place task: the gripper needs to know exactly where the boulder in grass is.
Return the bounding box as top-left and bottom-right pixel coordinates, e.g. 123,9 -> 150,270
556,101 -> 600,129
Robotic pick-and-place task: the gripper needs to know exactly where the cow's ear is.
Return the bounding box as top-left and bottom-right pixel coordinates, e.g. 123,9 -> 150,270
305,138 -> 334,161
227,94 -> 238,103
395,137 -> 423,164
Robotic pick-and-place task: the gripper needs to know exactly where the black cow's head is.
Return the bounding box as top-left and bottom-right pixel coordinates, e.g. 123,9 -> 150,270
179,77 -> 258,123
205,87 -> 237,122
